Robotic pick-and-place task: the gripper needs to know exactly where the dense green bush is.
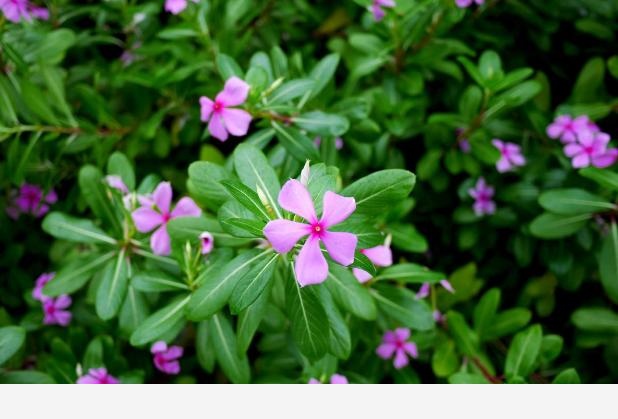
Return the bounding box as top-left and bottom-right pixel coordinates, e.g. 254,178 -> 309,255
0,0 -> 617,384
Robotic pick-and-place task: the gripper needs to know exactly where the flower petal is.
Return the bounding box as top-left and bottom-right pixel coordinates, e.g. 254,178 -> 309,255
376,342 -> 396,359
151,341 -> 167,354
278,179 -> 317,222
171,197 -> 202,218
216,77 -> 250,107
208,114 -> 228,141
294,236 -> 328,286
330,374 -> 348,384
132,207 -> 163,232
151,225 -> 171,256
572,153 -> 590,168
162,346 -> 184,361
395,327 -> 410,341
264,219 -> 310,253
221,108 -> 252,137
54,295 -> 72,309
321,231 -> 357,266
153,182 -> 173,214
361,245 -> 392,267
403,342 -> 418,359
353,268 -> 372,283
199,96 -> 214,122
320,191 -> 356,228
393,349 -> 409,369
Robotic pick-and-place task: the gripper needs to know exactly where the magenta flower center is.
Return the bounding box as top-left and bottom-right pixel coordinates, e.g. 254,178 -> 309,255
395,340 -> 404,349
45,304 -> 56,315
583,145 -> 595,155
212,100 -> 224,114
310,222 -> 325,238
162,212 -> 171,223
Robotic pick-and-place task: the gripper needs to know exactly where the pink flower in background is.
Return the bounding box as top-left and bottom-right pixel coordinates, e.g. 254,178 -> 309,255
369,0 -> 395,21
32,272 -> 55,301
564,131 -> 617,169
105,175 -> 129,194
132,182 -> 202,255
0,0 -> 49,23
151,341 -> 183,375
546,115 -> 598,144
459,138 -> 471,153
308,374 -> 348,384
77,368 -> 119,384
314,136 -> 344,150
43,295 -> 72,326
492,139 -> 526,172
199,232 -> 214,254
455,0 -> 484,8
376,328 -> 418,369
416,280 -> 455,299
6,183 -> 57,219
200,77 -> 252,142
468,177 -> 495,216
164,0 -> 198,15
263,179 -> 357,286
353,242 -> 393,283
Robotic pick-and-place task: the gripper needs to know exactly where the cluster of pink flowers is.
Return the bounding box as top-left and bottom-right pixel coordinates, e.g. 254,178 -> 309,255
151,341 -> 183,375
308,374 -> 348,384
353,241 -> 393,283
5,184 -> 56,220
164,0 -> 198,15
32,273 -> 72,327
0,0 -> 48,23
77,368 -> 119,384
200,77 -> 253,142
369,0 -> 395,21
455,0 -> 484,8
547,115 -> 617,169
468,177 -> 495,216
376,328 -> 418,369
263,178 -> 358,286
131,181 -> 202,256
492,139 -> 526,173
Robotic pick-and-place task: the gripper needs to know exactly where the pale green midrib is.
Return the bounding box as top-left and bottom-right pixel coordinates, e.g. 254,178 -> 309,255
139,276 -> 188,290
104,249 -> 127,310
270,80 -> 312,104
50,252 -> 115,291
128,288 -> 138,326
55,220 -> 116,244
354,179 -> 404,207
213,315 -> 241,378
551,197 -> 616,210
369,289 -> 405,314
151,296 -> 191,330
245,156 -> 282,219
294,280 -> 319,354
510,329 -> 535,376
547,213 -> 593,227
235,254 -> 278,305
225,182 -> 270,220
272,121 -> 304,154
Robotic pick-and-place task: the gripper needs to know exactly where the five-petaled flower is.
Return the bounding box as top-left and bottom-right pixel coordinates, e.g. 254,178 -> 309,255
455,0 -> 484,8
376,328 -> 418,369
77,368 -> 119,384
492,139 -> 526,173
353,241 -> 393,283
308,374 -> 348,384
164,0 -> 198,15
0,0 -> 49,23
564,131 -> 618,169
468,177 -> 495,216
546,114 -> 598,144
263,179 -> 358,286
43,295 -> 72,326
200,77 -> 253,142
151,341 -> 183,375
369,0 -> 395,21
6,183 -> 57,220
132,181 -> 202,256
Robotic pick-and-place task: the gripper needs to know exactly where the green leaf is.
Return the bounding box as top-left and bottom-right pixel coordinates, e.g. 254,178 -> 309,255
473,288 -> 500,340
187,161 -> 232,210
552,368 -> 581,384
95,249 -> 131,320
43,252 -> 115,297
446,311 -> 480,357
538,188 -> 615,215
572,307 -> 618,334
209,313 -> 251,383
0,371 -> 55,384
572,57 -> 604,103
230,252 -> 278,313
325,264 -> 376,320
119,286 -> 149,336
340,169 -> 416,215
599,222 -> 618,304
504,324 -> 543,379
579,167 -> 618,191
79,165 -> 122,235
375,263 -> 444,284
448,372 -> 489,384
308,53 -> 340,98
219,218 -> 265,238
132,271 -> 189,293
130,295 -> 191,346
371,285 -> 434,331
107,152 -> 135,191
484,308 -> 531,340
387,223 -> 428,253
196,321 -> 215,373
316,286 -> 351,359
187,249 -> 272,320
157,26 -> 199,39
216,54 -> 244,79
432,340 -> 459,378
167,215 -> 250,248
40,65 -> 76,126
220,179 -> 271,220
237,278 -> 273,354
292,112 -> 349,137
271,121 -> 321,161
42,212 -> 116,245
0,326 -> 25,366
269,79 -> 315,104
529,212 -> 591,239
285,273 -> 330,361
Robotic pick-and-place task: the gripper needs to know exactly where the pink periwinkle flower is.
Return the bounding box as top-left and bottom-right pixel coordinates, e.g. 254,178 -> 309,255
131,182 -> 202,255
308,374 -> 348,384
199,77 -> 252,142
376,328 -> 418,369
314,136 -> 344,150
151,341 -> 183,375
492,139 -> 526,173
353,243 -> 393,283
455,0 -> 484,8
43,295 -> 72,326
6,183 -> 57,219
468,177 -> 495,216
77,368 -> 119,384
263,179 -> 358,286
369,0 -> 395,21
164,0 -> 198,15
32,272 -> 55,301
564,131 -> 618,169
199,232 -> 214,255
0,0 -> 49,23
546,114 -> 599,144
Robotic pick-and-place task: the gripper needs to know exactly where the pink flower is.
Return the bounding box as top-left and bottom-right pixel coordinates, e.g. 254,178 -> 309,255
263,179 -> 358,286
492,139 -> 525,172
43,295 -> 72,326
546,115 -> 598,144
353,243 -> 393,283
376,328 -> 418,369
564,131 -> 618,169
416,279 -> 455,299
468,177 -> 495,216
308,374 -> 349,384
32,272 -> 55,302
164,0 -> 198,15
0,0 -> 48,23
369,0 -> 395,21
455,0 -> 484,8
131,182 -> 202,255
77,368 -> 119,384
105,175 -> 129,194
6,183 -> 57,219
199,77 -> 252,142
151,341 -> 183,375
199,232 -> 214,254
